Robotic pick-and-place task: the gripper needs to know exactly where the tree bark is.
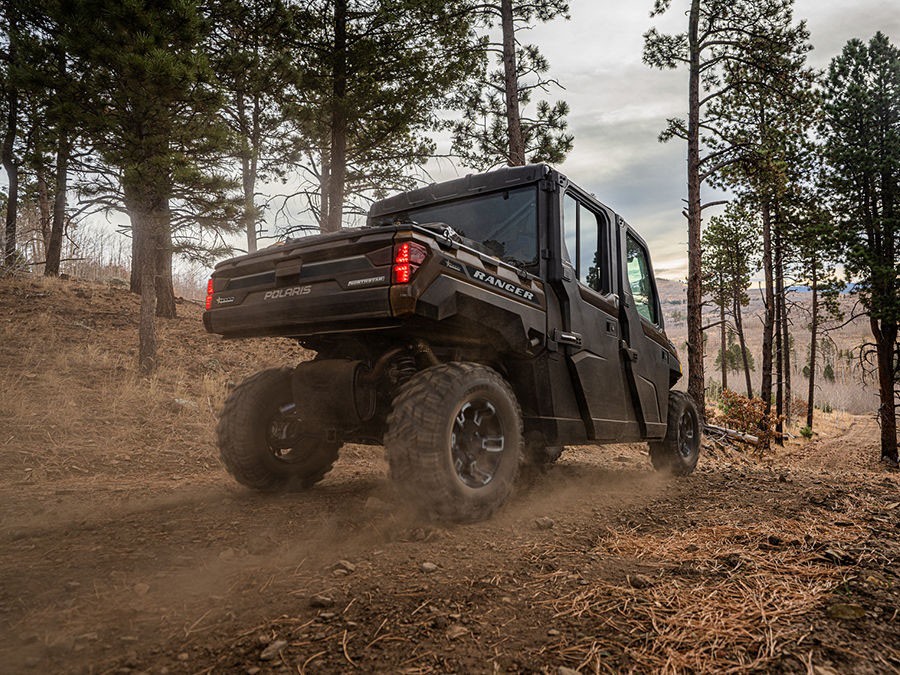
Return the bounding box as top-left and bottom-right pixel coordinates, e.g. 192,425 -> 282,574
130,222 -> 145,293
124,178 -> 163,374
2,5 -> 19,268
774,223 -> 784,445
318,150 -> 331,228
720,286 -> 728,392
322,0 -> 347,233
238,88 -> 259,253
759,200 -> 775,449
685,0 -> 705,416
872,319 -> 898,463
782,286 -> 792,423
44,126 -> 70,276
500,0 -> 525,166
36,170 -> 51,256
806,271 -> 818,429
155,210 -> 176,318
240,133 -> 257,252
139,220 -> 159,374
733,293 -> 752,397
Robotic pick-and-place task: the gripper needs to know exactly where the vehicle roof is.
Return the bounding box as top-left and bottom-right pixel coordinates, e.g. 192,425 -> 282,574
365,164 -> 639,239
367,164 -> 553,225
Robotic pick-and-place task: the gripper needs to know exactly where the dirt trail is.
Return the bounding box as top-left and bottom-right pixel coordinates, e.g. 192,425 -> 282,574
2,437 -> 898,674
1,447 -> 666,672
1,276 -> 898,674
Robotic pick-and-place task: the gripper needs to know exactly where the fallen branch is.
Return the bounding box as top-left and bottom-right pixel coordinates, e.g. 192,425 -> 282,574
704,423 -> 758,446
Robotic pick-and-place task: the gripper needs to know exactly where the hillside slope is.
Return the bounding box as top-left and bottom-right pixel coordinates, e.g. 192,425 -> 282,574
0,273 -> 897,674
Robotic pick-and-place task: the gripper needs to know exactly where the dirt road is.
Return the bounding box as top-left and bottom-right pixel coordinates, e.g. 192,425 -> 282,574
2,433 -> 899,674
1,276 -> 898,673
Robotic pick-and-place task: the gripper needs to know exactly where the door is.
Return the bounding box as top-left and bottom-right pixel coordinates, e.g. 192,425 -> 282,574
555,190 -> 635,440
617,222 -> 671,438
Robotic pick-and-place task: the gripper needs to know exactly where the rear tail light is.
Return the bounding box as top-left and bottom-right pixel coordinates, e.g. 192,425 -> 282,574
392,242 -> 427,284
205,278 -> 214,310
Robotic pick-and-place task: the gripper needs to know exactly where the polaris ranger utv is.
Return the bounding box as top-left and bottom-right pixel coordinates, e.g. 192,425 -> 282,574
204,164 -> 700,522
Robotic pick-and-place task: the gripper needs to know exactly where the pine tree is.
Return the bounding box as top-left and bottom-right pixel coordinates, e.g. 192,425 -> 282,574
787,197 -> 842,431
289,0 -> 479,233
448,0 -> 572,170
820,33 -> 900,465
0,0 -> 23,267
63,0 -> 236,373
206,0 -> 301,253
702,202 -> 761,397
13,2 -> 80,277
643,0 -> 811,417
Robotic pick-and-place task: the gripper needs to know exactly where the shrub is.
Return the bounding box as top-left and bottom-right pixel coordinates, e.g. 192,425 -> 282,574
800,426 -> 813,439
714,389 -> 781,448
791,396 -> 809,420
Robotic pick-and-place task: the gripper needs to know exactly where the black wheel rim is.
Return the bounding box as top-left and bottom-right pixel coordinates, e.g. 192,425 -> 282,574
266,402 -> 305,462
678,408 -> 697,459
451,398 -> 506,488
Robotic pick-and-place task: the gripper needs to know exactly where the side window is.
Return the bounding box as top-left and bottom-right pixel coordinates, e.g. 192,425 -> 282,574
626,233 -> 658,324
579,210 -> 604,293
562,192 -> 610,294
562,194 -> 577,265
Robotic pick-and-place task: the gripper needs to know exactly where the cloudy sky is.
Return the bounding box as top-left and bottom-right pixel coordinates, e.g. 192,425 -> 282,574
424,0 -> 900,278
7,1 -> 897,281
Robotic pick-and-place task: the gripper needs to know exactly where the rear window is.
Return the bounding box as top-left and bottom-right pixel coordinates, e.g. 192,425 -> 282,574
389,186 -> 538,267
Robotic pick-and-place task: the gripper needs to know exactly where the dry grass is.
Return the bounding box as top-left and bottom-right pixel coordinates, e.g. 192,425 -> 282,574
0,273 -> 311,483
526,519 -> 868,674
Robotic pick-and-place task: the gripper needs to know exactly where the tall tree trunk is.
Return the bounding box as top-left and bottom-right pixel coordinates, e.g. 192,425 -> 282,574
806,270 -> 818,429
124,179 -> 162,374
45,127 -> 70,276
36,171 -> 51,256
323,0 -> 347,233
685,0 -> 705,415
759,200 -> 775,448
872,318 -> 898,463
875,155 -> 896,463
2,5 -> 19,267
238,90 -> 260,253
239,131 -> 258,252
139,218 -> 160,374
782,289 -> 792,423
500,0 -> 525,166
155,207 -> 176,318
733,293 -> 752,397
774,224 -> 784,445
720,290 -> 727,391
318,151 -> 331,228
130,223 -> 145,293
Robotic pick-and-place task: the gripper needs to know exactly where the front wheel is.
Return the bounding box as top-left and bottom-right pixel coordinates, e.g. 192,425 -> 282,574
649,391 -> 701,476
384,363 -> 523,523
217,368 -> 340,491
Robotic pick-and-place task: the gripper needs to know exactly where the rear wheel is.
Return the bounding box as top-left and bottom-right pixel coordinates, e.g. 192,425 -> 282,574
649,391 -> 700,476
217,368 -> 340,491
385,362 -> 522,523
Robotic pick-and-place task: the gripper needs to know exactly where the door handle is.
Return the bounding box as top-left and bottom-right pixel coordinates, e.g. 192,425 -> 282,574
620,340 -> 639,362
552,329 -> 583,348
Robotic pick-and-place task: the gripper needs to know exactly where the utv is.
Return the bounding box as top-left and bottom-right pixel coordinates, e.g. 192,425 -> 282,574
203,165 -> 700,522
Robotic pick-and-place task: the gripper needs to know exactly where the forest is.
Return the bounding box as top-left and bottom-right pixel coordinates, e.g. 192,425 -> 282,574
1,2 -> 898,454
1,1 -> 900,673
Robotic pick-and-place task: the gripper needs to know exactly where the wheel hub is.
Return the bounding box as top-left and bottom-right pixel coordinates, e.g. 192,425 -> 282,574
267,403 -> 304,460
678,409 -> 696,458
451,399 -> 505,488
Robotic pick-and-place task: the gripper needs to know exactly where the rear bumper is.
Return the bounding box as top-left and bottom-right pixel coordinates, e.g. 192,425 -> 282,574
204,284 -> 393,338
